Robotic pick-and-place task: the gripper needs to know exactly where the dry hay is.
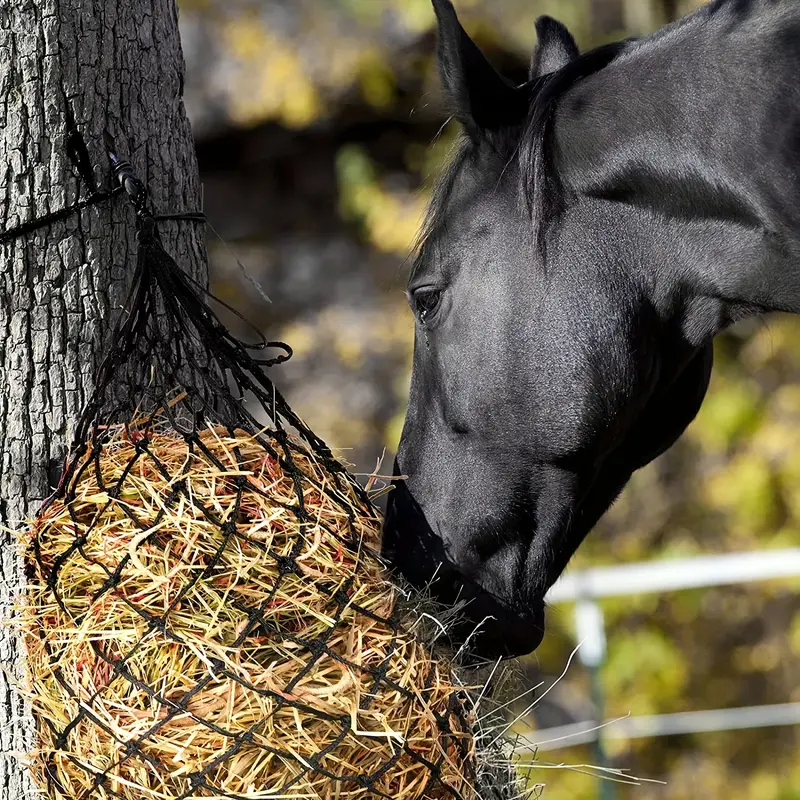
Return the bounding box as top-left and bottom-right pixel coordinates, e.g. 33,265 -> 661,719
18,423 -> 480,800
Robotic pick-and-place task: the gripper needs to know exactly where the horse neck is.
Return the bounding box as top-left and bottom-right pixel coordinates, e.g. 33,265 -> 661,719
552,0 -> 800,320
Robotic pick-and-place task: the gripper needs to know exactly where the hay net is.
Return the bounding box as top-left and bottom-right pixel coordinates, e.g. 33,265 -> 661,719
20,144 -> 522,800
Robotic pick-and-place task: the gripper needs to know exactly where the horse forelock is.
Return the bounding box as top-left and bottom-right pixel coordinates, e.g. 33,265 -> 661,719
518,40 -> 630,252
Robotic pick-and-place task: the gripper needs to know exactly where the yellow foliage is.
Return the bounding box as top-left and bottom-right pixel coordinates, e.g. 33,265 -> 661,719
279,321 -> 316,358
221,14 -> 321,128
524,762 -> 594,800
688,375 -> 762,452
603,629 -> 688,718
358,50 -> 397,109
393,0 -> 439,36
337,145 -> 427,254
703,453 -> 780,536
334,334 -> 366,370
276,302 -> 412,459
789,612 -> 800,657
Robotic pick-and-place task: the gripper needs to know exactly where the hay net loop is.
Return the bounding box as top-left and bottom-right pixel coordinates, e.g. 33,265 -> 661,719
20,135 -> 522,800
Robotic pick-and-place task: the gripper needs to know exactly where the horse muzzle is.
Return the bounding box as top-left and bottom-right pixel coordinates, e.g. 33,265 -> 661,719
382,475 -> 545,660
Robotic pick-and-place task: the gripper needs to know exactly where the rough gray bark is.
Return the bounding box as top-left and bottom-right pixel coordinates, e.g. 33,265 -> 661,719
0,1 -> 206,796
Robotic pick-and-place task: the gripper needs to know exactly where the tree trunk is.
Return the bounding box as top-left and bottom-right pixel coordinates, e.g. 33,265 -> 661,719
0,1 -> 206,795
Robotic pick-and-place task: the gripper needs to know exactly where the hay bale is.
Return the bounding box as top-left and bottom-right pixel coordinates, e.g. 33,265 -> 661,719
19,423 -> 480,799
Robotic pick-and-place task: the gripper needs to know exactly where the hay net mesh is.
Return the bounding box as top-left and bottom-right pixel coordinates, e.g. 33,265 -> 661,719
20,154 -> 524,800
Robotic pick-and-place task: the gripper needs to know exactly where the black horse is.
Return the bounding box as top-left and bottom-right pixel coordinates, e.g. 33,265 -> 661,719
383,0 -> 800,659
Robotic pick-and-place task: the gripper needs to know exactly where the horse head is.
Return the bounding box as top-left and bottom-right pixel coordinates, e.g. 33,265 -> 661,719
383,0 -> 799,659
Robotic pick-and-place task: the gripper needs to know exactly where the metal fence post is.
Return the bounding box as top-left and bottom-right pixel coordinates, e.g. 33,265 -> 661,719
575,597 -> 614,800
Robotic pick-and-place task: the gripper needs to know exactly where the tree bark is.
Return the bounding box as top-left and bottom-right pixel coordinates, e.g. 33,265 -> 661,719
0,1 -> 206,795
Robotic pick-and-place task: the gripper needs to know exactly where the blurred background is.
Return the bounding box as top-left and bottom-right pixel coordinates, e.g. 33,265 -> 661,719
177,0 -> 800,797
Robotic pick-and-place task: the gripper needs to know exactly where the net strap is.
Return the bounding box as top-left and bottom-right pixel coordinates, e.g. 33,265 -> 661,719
0,118 -> 205,244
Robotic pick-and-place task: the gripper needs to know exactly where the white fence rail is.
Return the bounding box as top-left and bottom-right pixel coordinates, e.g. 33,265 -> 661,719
519,702 -> 800,753
545,548 -> 800,603
526,549 -> 800,754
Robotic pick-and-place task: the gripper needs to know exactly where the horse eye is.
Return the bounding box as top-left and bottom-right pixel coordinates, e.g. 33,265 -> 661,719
413,288 -> 442,322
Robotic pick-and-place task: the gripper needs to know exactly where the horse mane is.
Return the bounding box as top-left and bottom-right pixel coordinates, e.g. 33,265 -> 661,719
411,38 -> 630,280
519,40 -> 631,253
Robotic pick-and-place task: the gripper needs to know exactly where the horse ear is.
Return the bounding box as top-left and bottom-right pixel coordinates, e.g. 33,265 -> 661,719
531,16 -> 580,79
432,0 -> 529,138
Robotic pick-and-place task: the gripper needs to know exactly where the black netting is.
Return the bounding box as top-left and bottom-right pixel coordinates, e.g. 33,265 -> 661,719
13,140 -> 527,800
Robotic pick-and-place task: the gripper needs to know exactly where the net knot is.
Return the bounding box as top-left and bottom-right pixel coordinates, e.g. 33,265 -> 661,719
276,555 -> 299,576
187,772 -> 205,788
137,216 -> 156,241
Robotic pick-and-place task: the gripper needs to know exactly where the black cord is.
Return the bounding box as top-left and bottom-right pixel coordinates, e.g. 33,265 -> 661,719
0,188 -> 122,244
0,125 -> 206,245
